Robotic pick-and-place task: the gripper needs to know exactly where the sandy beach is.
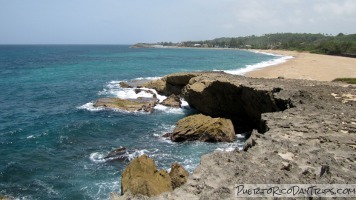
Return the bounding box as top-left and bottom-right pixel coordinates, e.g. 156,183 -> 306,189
245,50 -> 356,81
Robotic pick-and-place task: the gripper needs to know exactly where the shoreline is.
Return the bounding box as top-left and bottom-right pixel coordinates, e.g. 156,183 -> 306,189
245,49 -> 356,81
134,45 -> 356,81
116,72 -> 356,199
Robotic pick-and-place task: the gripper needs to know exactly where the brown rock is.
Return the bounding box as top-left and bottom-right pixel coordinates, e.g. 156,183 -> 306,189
140,79 -> 167,95
140,72 -> 202,96
93,97 -> 158,112
121,154 -> 173,196
171,114 -> 236,142
161,94 -> 182,108
169,163 -> 189,189
119,81 -> 132,88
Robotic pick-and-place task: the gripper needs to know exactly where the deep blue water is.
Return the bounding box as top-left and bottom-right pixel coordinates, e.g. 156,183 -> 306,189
0,45 -> 277,199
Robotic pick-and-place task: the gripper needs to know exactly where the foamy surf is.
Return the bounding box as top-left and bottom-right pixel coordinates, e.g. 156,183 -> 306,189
79,78 -> 193,114
215,133 -> 246,152
77,102 -> 105,112
222,52 -> 293,75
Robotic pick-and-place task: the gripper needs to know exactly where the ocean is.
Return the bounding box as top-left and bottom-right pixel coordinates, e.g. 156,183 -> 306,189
0,45 -> 290,199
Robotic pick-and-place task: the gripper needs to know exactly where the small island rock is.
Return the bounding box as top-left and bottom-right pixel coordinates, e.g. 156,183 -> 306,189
171,114 -> 236,142
161,94 -> 182,108
94,97 -> 158,112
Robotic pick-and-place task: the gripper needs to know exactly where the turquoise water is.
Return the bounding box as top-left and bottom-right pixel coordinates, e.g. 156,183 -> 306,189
0,45 -> 278,199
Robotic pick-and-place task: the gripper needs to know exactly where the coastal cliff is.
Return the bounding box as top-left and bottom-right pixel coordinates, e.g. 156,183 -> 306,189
115,72 -> 356,199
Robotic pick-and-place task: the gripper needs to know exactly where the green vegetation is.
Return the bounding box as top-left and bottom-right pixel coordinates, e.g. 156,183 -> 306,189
332,78 -> 356,84
159,33 -> 356,57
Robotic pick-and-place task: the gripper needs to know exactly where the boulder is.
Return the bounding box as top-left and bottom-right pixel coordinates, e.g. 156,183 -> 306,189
94,97 -> 158,112
161,94 -> 182,108
119,81 -> 132,88
169,163 -> 189,189
134,89 -> 157,98
140,79 -> 167,95
121,155 -> 173,196
104,147 -> 127,160
140,72 -> 202,96
171,114 -> 236,142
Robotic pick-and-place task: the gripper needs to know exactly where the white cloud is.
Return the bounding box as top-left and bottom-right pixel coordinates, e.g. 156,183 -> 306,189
313,0 -> 356,16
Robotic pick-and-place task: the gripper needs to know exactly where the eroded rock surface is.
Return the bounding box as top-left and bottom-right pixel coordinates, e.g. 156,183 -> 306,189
94,97 -> 158,112
171,114 -> 236,142
160,94 -> 181,108
114,72 -> 356,200
169,163 -> 189,189
121,155 -> 173,196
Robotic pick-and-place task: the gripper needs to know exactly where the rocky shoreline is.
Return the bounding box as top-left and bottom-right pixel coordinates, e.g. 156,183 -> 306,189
112,72 -> 355,199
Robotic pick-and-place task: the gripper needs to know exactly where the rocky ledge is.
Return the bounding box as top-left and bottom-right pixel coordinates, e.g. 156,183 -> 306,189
114,72 -> 355,199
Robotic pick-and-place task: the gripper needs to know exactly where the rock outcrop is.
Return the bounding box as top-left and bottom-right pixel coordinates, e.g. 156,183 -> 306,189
120,155 -> 190,198
171,114 -> 236,142
140,72 -> 203,96
115,72 -> 355,200
113,72 -> 356,200
121,155 -> 173,196
94,97 -> 158,112
161,94 -> 181,108
169,163 -> 189,189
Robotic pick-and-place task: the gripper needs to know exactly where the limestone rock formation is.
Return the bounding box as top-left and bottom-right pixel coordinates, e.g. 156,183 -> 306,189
161,94 -> 181,108
140,72 -> 203,96
114,72 -> 356,199
119,81 -> 132,88
94,97 -> 158,112
171,114 -> 236,142
121,155 -> 173,196
169,163 -> 189,189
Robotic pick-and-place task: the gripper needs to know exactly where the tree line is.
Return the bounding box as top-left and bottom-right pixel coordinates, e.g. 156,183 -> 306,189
161,33 -> 356,57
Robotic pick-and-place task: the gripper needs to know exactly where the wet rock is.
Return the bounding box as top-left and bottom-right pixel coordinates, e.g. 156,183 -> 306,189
134,89 -> 157,98
162,132 -> 171,138
161,94 -> 181,108
140,72 -> 203,96
112,72 -> 356,199
169,163 -> 189,189
94,97 -> 158,112
171,114 -> 236,142
119,81 -> 132,88
121,154 -> 172,196
104,147 -> 127,160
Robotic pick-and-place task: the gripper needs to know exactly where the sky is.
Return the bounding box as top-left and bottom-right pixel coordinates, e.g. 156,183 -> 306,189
1,0 -> 356,44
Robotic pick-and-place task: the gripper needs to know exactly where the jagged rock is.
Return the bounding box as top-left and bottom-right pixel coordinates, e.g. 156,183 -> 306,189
171,114 -> 236,142
119,81 -> 132,88
182,73 -> 293,132
162,132 -> 171,138
140,79 -> 167,95
161,94 -> 181,108
113,72 -> 356,200
104,147 -> 127,160
94,97 -> 158,112
141,72 -> 203,96
121,154 -> 172,196
134,89 -> 157,98
169,163 -> 189,189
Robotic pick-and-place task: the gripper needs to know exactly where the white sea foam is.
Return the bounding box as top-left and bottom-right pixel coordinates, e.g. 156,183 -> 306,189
180,98 -> 190,109
215,133 -> 246,152
89,152 -> 106,164
77,102 -> 105,112
222,52 -> 293,75
133,77 -> 161,81
154,104 -> 185,114
27,135 -> 35,139
126,149 -> 150,161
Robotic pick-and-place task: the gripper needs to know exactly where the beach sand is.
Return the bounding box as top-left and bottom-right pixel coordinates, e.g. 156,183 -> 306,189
245,50 -> 356,81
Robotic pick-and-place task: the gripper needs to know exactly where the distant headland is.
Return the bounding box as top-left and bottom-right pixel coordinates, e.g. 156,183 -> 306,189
132,33 -> 356,58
